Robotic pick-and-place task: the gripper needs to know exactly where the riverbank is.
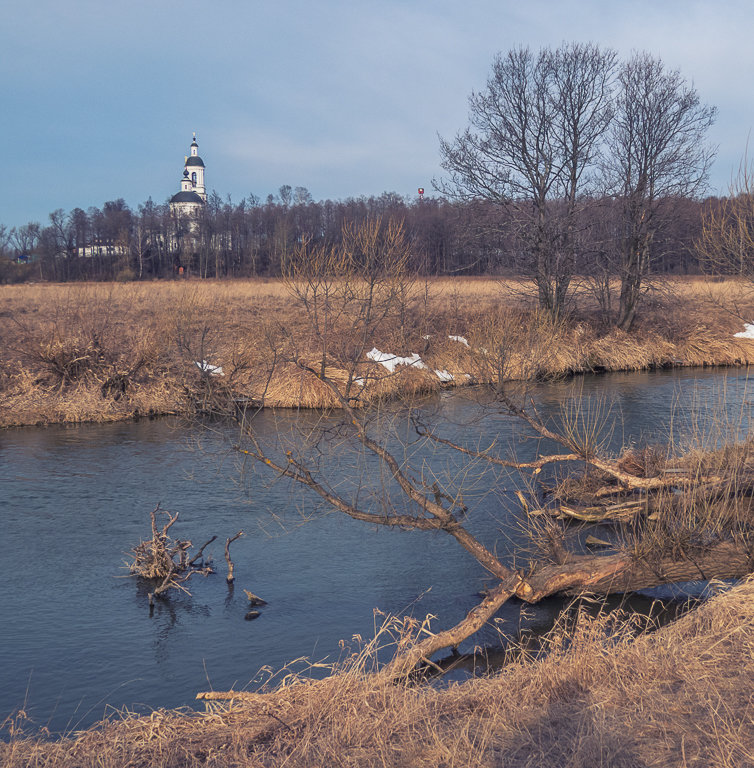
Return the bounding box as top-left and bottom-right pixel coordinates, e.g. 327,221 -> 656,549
2,277 -> 754,428
3,576 -> 752,767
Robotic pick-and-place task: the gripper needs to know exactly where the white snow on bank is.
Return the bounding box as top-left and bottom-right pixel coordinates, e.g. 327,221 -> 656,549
448,335 -> 469,347
367,348 -> 427,373
195,360 -> 225,376
367,347 -> 458,383
734,323 -> 754,339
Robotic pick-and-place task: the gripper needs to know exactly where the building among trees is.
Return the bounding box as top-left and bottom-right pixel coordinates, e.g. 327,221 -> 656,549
77,236 -> 128,259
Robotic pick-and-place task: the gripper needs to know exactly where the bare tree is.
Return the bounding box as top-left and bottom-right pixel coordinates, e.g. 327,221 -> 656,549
437,43 -> 616,318
697,153 -> 754,287
604,52 -> 716,330
280,217 -> 416,390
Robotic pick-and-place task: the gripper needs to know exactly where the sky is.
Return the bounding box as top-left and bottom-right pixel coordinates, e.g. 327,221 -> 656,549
2,0 -> 754,230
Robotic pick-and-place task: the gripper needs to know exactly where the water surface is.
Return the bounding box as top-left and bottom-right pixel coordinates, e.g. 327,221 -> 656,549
1,367 -> 750,732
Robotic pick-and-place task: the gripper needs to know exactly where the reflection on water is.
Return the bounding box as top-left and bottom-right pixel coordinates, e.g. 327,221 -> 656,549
0,367 -> 750,732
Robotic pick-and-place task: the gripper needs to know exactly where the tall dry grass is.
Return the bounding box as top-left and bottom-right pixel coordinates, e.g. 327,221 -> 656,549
3,577 -> 752,767
2,276 -> 754,427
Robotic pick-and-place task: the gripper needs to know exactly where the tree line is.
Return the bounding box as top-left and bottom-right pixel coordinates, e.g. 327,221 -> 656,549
0,189 -> 716,284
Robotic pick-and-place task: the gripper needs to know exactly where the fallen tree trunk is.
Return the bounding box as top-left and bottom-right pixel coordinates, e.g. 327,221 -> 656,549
518,539 -> 751,600
382,539 -> 752,679
196,537 -> 753,694
556,500 -> 645,522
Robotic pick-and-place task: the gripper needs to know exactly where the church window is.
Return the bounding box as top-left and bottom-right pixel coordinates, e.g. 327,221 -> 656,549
191,172 -> 197,184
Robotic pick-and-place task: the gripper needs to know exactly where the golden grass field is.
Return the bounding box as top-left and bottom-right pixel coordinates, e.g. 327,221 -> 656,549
1,276 -> 754,427
3,576 -> 752,767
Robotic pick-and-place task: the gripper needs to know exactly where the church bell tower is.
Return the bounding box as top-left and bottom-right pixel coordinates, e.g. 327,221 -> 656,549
169,133 -> 207,217
185,133 -> 206,201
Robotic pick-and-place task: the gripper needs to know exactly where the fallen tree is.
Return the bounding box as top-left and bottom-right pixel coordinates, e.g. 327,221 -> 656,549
196,219 -> 754,696
215,392 -> 754,688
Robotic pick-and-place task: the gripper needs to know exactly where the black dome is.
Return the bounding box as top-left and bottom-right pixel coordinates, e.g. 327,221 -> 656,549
185,156 -> 205,167
170,190 -> 204,204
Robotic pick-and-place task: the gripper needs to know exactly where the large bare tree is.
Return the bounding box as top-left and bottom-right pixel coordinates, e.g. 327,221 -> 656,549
195,219 -> 754,692
604,52 -> 716,330
437,43 -> 617,319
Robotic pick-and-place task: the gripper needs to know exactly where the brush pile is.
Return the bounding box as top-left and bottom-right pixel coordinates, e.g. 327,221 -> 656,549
128,504 -> 216,606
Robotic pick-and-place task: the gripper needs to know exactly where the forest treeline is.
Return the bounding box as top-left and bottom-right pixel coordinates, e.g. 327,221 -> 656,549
0,189 -> 720,284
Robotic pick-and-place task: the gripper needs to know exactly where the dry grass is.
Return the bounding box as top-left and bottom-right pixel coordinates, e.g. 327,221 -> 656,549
3,578 -> 752,767
2,276 -> 754,427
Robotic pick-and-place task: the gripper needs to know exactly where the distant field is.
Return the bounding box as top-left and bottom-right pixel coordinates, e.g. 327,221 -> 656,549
1,276 -> 753,427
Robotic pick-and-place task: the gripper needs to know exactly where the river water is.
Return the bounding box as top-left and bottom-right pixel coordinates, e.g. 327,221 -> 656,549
1,368 -> 751,732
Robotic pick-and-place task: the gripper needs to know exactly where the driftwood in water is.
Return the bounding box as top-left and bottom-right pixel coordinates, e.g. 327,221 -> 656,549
244,589 -> 268,606
543,474 -> 754,524
188,535 -> 217,567
556,500 -> 645,522
129,505 -> 222,606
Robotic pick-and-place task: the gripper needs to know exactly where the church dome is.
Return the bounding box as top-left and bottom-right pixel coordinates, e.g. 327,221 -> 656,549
186,156 -> 205,167
170,190 -> 204,204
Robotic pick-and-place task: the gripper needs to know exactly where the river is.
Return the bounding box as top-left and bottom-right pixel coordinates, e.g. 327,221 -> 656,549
1,367 -> 751,732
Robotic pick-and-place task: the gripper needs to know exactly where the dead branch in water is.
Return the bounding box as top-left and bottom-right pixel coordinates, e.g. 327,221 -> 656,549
188,535 -> 217,567
225,531 -> 244,584
414,398 -> 720,495
128,505 -> 216,606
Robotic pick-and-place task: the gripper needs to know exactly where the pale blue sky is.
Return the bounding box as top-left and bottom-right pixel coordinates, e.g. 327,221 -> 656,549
1,0 -> 752,228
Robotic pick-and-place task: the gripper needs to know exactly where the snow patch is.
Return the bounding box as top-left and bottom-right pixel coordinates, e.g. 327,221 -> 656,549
448,335 -> 469,347
367,348 -> 427,373
195,360 -> 224,376
367,347 -> 457,383
734,323 -> 754,339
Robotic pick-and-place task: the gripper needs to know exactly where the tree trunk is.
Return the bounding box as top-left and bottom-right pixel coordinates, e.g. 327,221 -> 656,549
383,538 -> 751,678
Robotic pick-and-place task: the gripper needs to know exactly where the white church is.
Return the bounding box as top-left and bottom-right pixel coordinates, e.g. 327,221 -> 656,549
169,133 -> 207,218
